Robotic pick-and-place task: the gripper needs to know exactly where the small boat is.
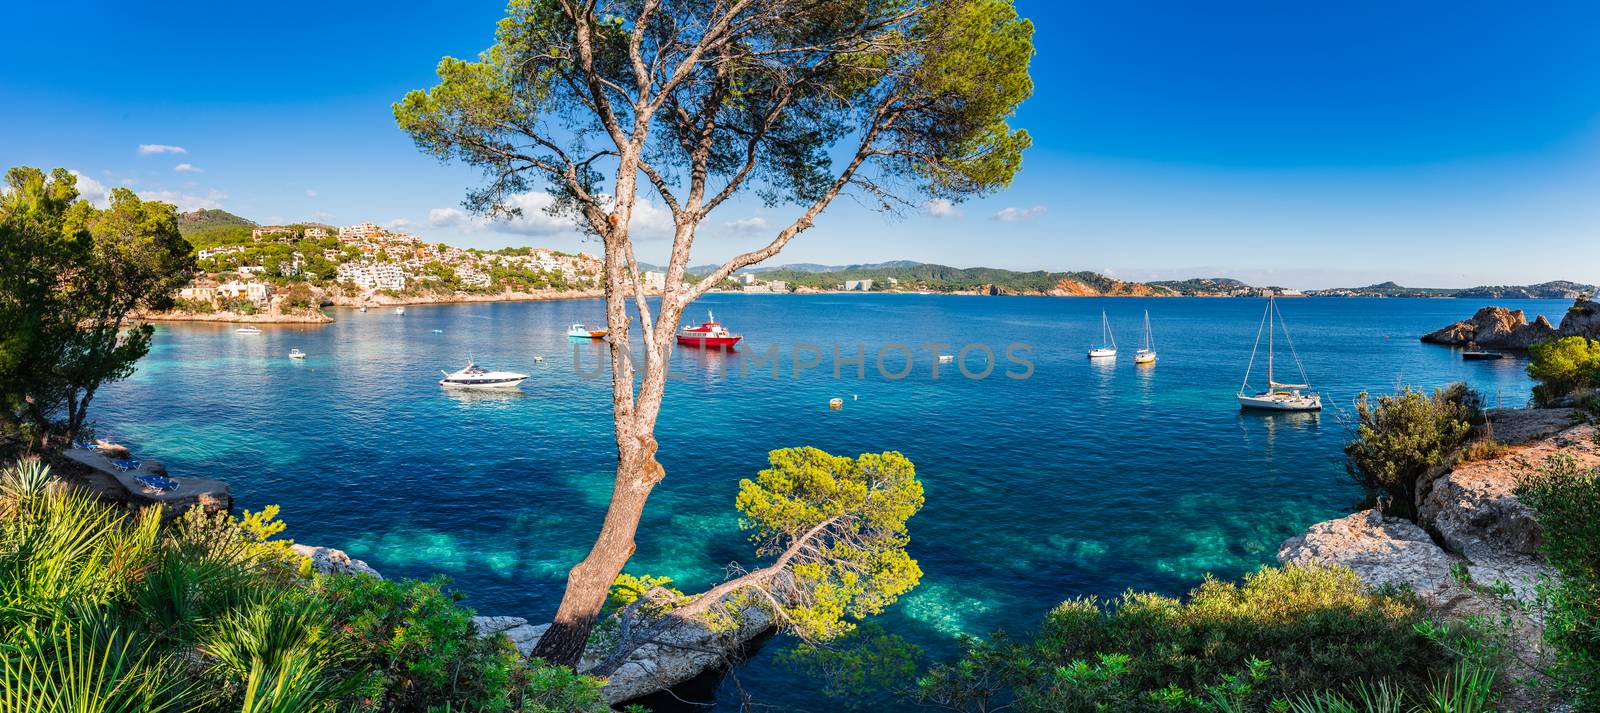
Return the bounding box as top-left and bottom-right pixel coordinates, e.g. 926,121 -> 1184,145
235,326 -> 262,335
288,349 -> 306,359
395,307 -> 406,315
1087,310 -> 1117,358
359,306 -> 368,313
937,354 -> 954,364
1133,311 -> 1157,364
676,310 -> 742,348
567,323 -> 608,339
439,361 -> 528,389
1461,344 -> 1505,360
1237,297 -> 1321,411
432,329 -> 444,334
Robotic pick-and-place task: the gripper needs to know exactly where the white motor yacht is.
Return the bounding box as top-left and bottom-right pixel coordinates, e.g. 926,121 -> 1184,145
288,348 -> 307,359
235,326 -> 262,335
439,361 -> 527,389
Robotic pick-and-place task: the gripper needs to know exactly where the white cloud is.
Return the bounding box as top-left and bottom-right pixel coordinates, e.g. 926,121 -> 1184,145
427,191 -> 675,238
141,189 -> 228,212
385,218 -> 412,230
992,205 -> 1047,222
726,216 -> 769,232
67,170 -> 110,206
174,163 -> 202,173
138,144 -> 187,155
305,189 -> 319,198
924,198 -> 962,218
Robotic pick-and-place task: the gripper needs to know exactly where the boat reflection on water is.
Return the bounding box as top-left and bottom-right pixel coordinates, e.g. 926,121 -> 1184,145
441,387 -> 530,406
1237,407 -> 1322,454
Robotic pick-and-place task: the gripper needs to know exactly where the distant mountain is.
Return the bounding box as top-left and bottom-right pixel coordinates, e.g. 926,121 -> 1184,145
177,209 -> 256,245
1308,280 -> 1596,299
1455,281 -> 1597,300
1148,277 -> 1253,294
177,209 -> 254,232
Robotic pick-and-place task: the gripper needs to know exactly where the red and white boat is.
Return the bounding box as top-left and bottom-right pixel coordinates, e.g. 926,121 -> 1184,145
676,310 -> 741,348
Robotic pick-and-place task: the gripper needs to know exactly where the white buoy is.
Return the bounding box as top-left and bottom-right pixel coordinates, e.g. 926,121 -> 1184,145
828,397 -> 843,410
852,394 -> 858,400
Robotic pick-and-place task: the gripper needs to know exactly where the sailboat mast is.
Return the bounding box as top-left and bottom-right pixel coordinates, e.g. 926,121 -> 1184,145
1267,298 -> 1274,386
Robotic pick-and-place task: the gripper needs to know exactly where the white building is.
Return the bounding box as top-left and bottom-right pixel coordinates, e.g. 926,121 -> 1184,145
456,266 -> 492,289
303,226 -> 329,240
197,245 -> 246,261
252,226 -> 293,241
844,279 -> 873,291
338,223 -> 384,242
215,281 -> 269,307
336,262 -> 406,291
737,273 -> 757,285
642,271 -> 667,291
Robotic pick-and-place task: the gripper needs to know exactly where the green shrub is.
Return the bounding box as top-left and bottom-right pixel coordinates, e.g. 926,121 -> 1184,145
0,461 -> 608,713
1528,336 -> 1600,407
916,565 -> 1457,712
1344,385 -> 1478,520
1516,454 -> 1600,709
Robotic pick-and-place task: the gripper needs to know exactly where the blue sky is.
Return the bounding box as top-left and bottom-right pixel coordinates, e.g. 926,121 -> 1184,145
2,0 -> 1597,289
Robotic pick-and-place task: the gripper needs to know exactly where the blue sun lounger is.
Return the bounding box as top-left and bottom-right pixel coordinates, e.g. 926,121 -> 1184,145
134,474 -> 178,493
111,458 -> 142,471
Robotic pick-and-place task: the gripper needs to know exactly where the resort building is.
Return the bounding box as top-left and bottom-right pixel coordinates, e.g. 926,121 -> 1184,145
456,266 -> 492,289
844,279 -> 873,291
252,226 -> 294,241
214,281 -> 270,308
643,270 -> 667,291
738,273 -> 757,285
338,223 -> 384,242
335,262 -> 407,291
196,245 -> 246,261
303,226 -> 329,240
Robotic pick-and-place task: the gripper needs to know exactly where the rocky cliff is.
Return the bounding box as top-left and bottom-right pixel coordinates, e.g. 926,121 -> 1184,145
1280,408 -> 1596,709
1421,296 -> 1599,348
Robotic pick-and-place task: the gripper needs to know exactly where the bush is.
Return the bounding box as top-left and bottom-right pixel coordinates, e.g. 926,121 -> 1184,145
916,565 -> 1459,712
1344,385 -> 1478,520
0,461 -> 608,713
1528,336 -> 1600,407
1515,454 -> 1600,709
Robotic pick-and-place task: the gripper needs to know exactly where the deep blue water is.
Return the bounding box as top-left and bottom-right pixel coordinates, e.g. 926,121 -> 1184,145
95,296 -> 1564,710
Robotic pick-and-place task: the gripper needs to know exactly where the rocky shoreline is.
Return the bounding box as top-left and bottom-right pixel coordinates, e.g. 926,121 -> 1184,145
1421,296 -> 1599,349
1279,407 -> 1597,710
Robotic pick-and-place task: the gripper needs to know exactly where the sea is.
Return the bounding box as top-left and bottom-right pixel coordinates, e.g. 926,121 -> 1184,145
94,295 -> 1568,711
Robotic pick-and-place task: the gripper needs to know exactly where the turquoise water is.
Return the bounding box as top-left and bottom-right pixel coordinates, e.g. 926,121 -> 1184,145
95,296 -> 1563,709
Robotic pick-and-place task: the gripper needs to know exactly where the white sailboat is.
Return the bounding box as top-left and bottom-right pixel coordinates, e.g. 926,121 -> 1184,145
1134,311 -> 1157,364
1238,297 -> 1321,411
1087,310 -> 1117,358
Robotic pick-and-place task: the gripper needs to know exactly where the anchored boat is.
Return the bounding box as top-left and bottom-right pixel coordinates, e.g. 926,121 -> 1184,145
439,361 -> 528,389
1087,310 -> 1117,358
676,310 -> 741,348
1237,297 -> 1321,411
1134,311 -> 1157,364
288,348 -> 306,359
567,323 -> 608,339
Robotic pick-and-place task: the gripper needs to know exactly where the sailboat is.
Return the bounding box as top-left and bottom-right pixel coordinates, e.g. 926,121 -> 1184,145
1134,311 -> 1157,364
1238,297 -> 1321,411
1087,310 -> 1117,358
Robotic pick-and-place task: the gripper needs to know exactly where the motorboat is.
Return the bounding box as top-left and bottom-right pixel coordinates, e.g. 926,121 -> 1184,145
439,361 -> 527,389
1237,297 -> 1321,411
1133,310 -> 1157,364
567,323 -> 608,339
1087,310 -> 1116,358
235,326 -> 262,335
288,348 -> 307,359
359,306 -> 368,313
676,310 -> 741,348
395,307 -> 406,315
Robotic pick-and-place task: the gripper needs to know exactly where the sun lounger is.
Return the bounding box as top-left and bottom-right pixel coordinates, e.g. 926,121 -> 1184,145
134,474 -> 178,493
111,459 -> 142,471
